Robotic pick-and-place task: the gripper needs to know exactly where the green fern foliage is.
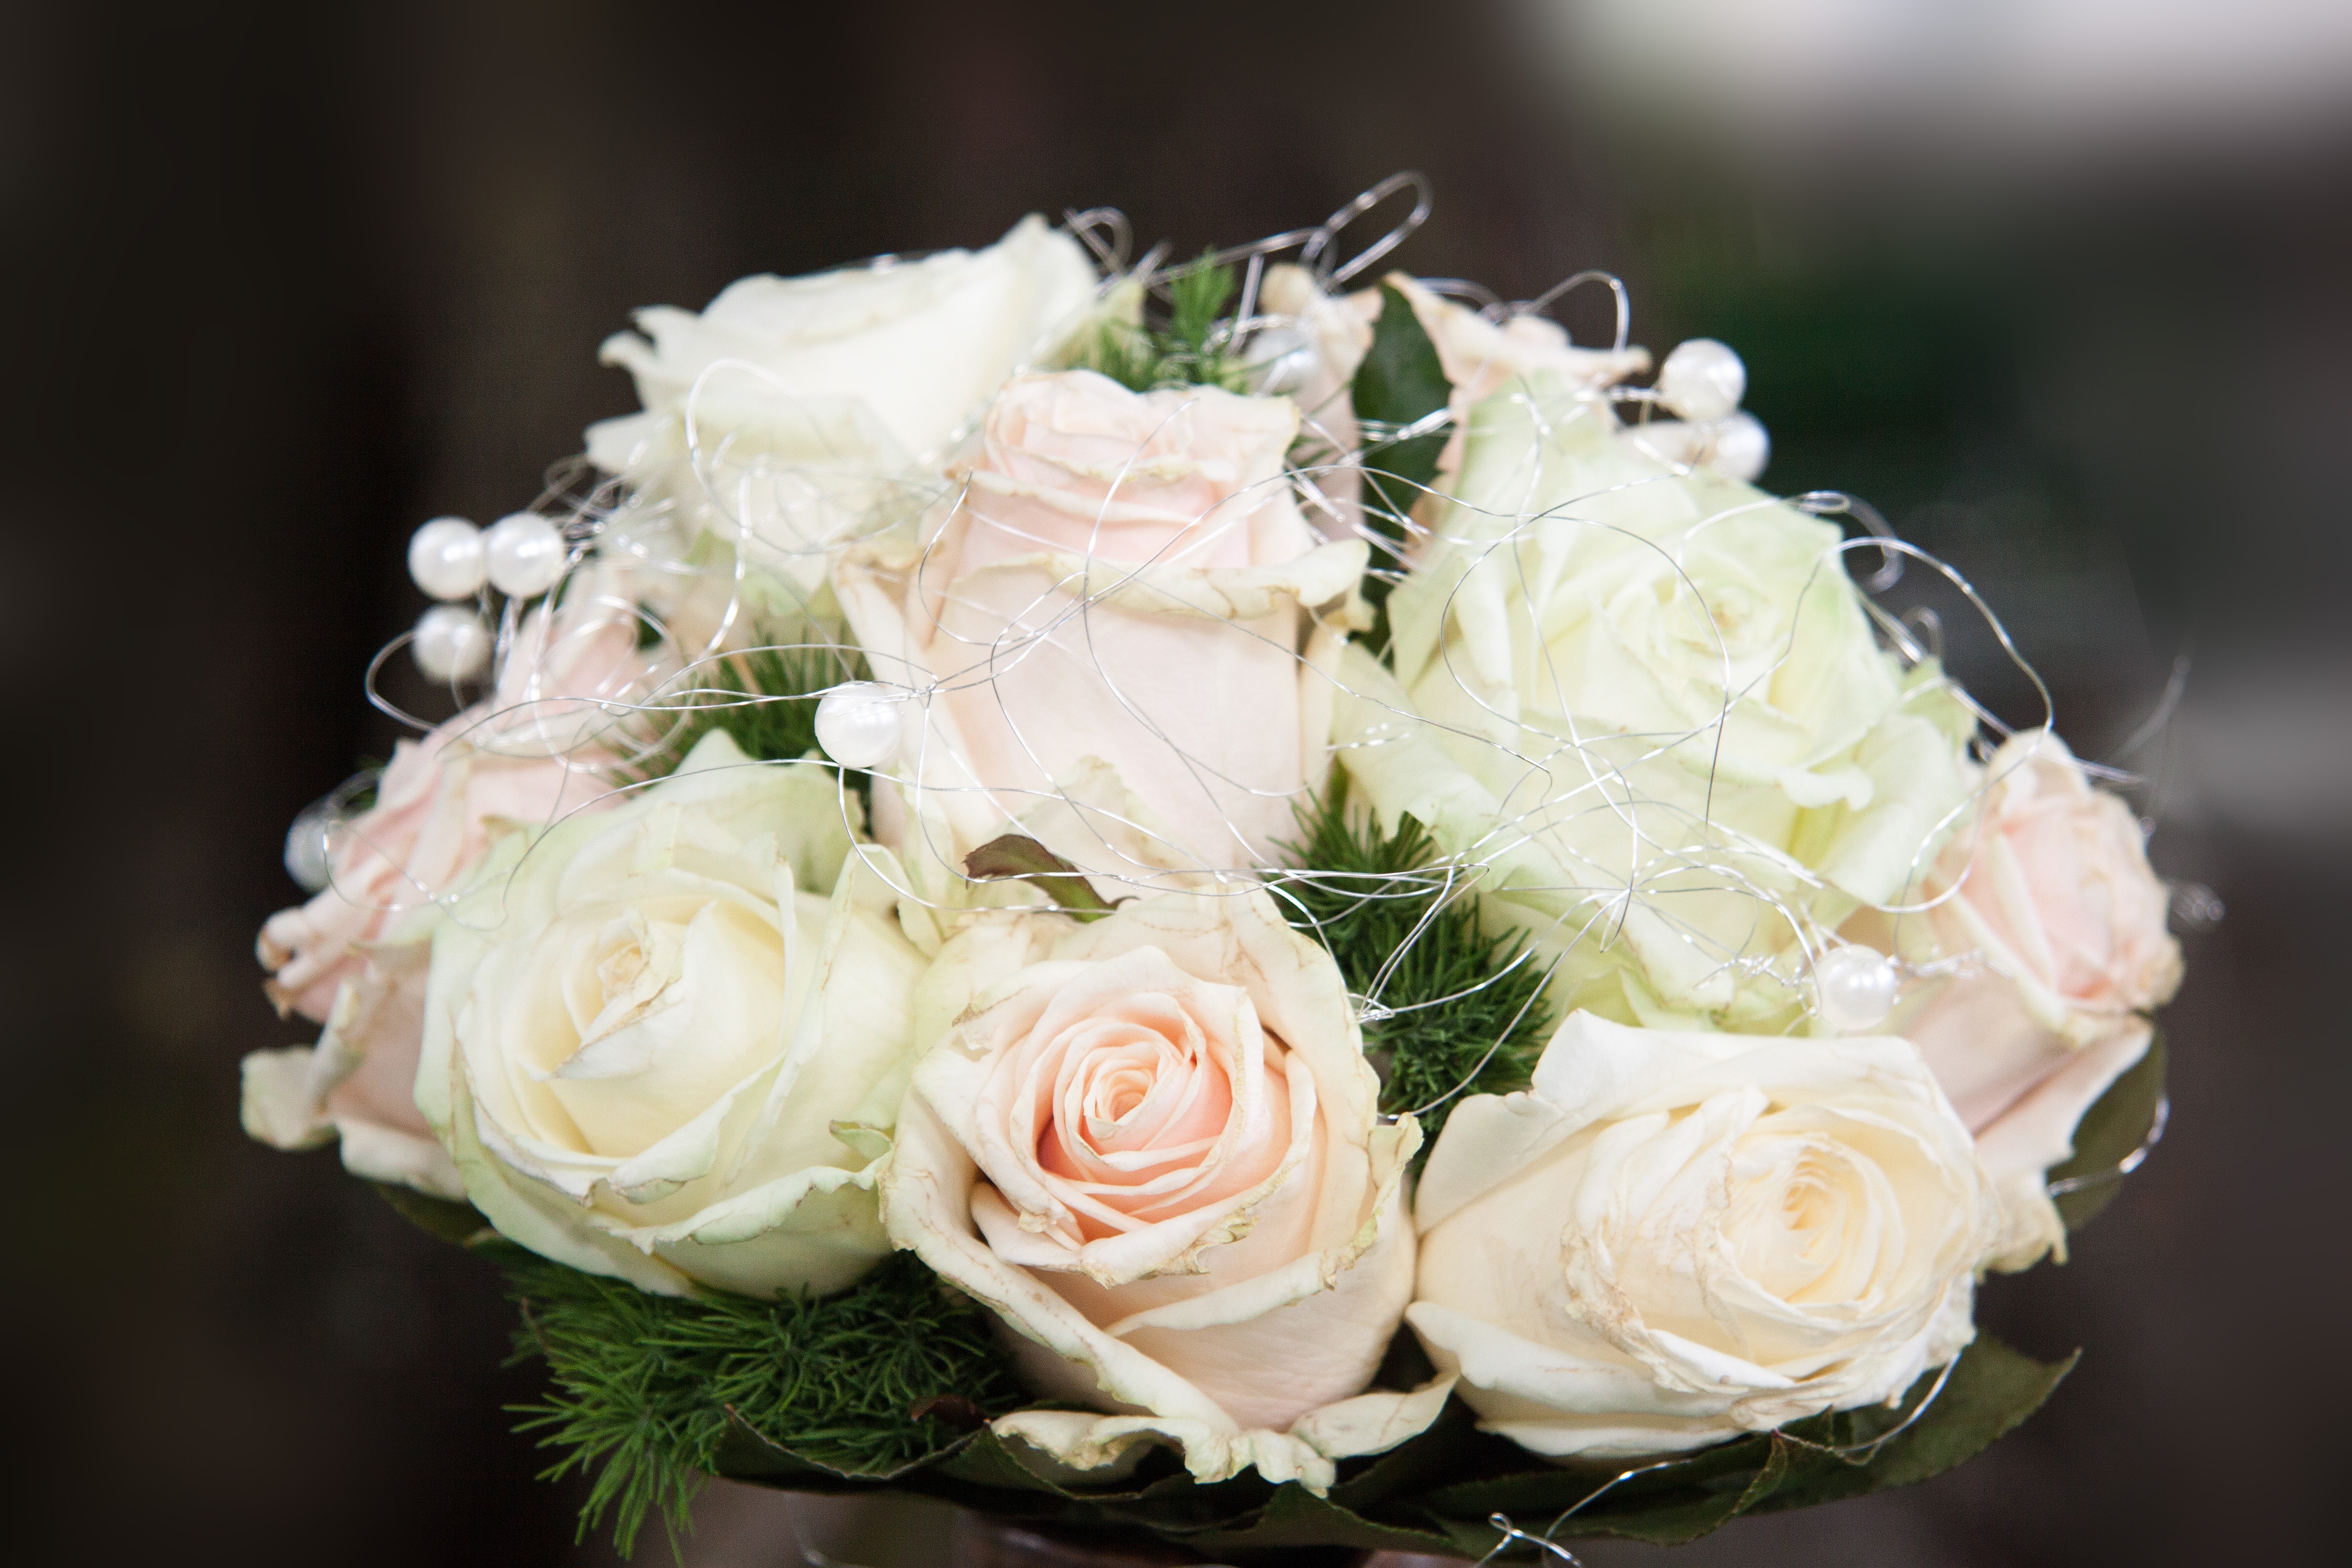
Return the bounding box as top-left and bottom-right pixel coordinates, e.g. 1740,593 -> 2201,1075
625,641 -> 871,809
1279,772 -> 1553,1157
505,1250 -> 1024,1559
1079,250 -> 1249,393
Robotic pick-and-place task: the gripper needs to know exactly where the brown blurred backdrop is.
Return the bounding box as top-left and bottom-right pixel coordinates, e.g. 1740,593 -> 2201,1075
6,2 -> 2349,1564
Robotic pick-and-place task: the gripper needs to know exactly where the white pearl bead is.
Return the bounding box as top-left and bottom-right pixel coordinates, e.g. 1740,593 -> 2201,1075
484,511 -> 567,598
815,682 -> 903,769
413,603 -> 492,682
1658,338 -> 1747,423
407,515 -> 486,600
1815,945 -> 1898,1032
1710,412 -> 1770,482
282,796 -> 336,892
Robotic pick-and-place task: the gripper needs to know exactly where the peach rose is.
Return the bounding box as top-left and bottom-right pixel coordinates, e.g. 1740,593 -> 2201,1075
835,370 -> 1368,881
1894,731 -> 2183,1268
880,891 -> 1441,1490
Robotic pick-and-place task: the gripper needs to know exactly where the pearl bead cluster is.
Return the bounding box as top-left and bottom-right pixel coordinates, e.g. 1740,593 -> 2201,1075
402,512 -> 571,682
1651,338 -> 1770,484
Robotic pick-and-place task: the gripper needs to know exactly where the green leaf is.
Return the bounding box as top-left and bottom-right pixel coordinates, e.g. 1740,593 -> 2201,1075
2050,1030 -> 2167,1230
964,834 -> 1120,920
1184,1484 -> 1459,1557
1350,282 -> 1452,593
1408,1332 -> 2074,1550
370,1182 -> 493,1247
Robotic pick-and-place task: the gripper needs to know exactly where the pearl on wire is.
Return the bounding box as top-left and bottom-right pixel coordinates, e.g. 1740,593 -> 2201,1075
814,682 -> 904,769
485,511 -> 567,598
1814,945 -> 1899,1032
282,796 -> 336,893
413,603 -> 492,682
1710,412 -> 1771,482
1658,338 -> 1747,424
407,516 -> 487,600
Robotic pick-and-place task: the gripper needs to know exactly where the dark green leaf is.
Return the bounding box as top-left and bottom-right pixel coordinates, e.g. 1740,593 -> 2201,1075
1184,1484 -> 1459,1557
2050,1030 -> 2166,1230
371,1182 -> 493,1247
964,834 -> 1119,920
1350,282 -> 1453,601
1410,1332 -> 2073,1549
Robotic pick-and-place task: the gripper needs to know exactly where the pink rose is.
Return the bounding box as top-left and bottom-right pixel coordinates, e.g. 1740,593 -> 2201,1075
1382,274 -> 1652,477
881,893 -> 1438,1489
257,592 -> 648,1022
837,370 -> 1368,881
1895,731 -> 2183,1267
241,940 -> 464,1198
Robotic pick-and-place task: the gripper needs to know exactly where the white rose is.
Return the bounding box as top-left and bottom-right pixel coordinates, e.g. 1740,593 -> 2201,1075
587,215 -> 1100,592
1411,1011 -> 2001,1459
1338,376 -> 1972,1027
880,891 -> 1443,1491
418,730 -> 928,1297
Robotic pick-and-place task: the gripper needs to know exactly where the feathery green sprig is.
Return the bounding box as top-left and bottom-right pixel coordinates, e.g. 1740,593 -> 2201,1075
1279,772 -> 1553,1158
1080,250 -> 1249,393
624,641 -> 872,812
505,1251 -> 1024,1559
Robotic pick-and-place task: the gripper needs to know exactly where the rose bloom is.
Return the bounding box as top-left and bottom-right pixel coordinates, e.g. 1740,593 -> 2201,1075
1879,730 -> 2184,1269
587,216 -> 1099,591
1256,265 -> 1652,479
244,589 -> 650,1194
242,938 -> 461,1198
881,891 -> 1440,1490
1411,1011 -> 2001,1459
257,591 -> 647,1023
836,369 -> 1370,881
1337,376 -> 1973,1029
419,731 -> 929,1297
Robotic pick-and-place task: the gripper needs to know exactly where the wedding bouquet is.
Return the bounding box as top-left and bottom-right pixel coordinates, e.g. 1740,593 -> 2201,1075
242,177 -> 2188,1563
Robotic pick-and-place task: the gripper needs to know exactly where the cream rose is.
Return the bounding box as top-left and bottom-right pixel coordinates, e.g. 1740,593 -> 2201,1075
1338,376 -> 1972,1027
418,730 -> 929,1298
1411,1010 -> 2001,1460
836,369 -> 1369,882
880,891 -> 1442,1490
588,216 -> 1100,591
1879,730 -> 2184,1269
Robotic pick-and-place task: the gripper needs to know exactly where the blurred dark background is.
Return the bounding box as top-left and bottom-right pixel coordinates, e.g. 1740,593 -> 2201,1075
6,1 -> 2348,1564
